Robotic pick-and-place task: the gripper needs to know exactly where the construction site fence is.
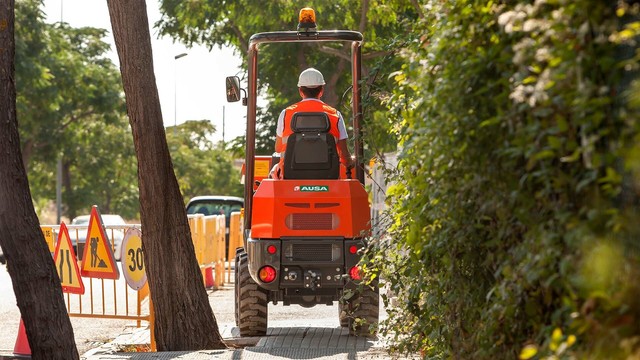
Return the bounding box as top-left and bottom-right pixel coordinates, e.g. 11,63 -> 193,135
186,214 -> 226,288
39,223 -> 153,348
226,211 -> 244,283
40,212 -> 239,351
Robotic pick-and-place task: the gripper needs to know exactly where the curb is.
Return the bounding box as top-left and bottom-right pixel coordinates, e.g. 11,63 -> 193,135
0,354 -> 29,360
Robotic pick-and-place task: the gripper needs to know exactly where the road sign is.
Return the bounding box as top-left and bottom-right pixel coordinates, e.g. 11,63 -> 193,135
53,222 -> 84,294
41,226 -> 55,253
121,228 -> 147,290
80,206 -> 120,279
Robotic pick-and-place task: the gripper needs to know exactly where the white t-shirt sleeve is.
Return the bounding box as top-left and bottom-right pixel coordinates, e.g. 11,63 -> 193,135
336,111 -> 348,140
276,109 -> 286,137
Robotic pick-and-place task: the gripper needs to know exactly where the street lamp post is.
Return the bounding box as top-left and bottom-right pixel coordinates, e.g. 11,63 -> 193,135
174,53 -> 188,137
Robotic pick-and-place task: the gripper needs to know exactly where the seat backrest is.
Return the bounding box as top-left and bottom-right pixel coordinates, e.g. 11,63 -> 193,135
283,112 -> 340,179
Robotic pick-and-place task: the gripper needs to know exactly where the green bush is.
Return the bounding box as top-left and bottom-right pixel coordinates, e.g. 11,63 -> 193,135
371,1 -> 640,358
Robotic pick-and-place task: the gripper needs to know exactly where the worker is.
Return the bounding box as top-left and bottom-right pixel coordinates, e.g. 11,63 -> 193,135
271,67 -> 354,179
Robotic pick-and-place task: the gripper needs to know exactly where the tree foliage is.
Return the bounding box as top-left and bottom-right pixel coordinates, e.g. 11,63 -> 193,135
156,0 -> 418,155
370,0 -> 640,358
167,120 -> 243,202
15,1 -> 241,220
15,0 -> 137,219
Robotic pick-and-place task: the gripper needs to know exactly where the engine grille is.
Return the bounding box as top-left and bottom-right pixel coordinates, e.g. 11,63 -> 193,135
286,243 -> 335,262
286,213 -> 334,230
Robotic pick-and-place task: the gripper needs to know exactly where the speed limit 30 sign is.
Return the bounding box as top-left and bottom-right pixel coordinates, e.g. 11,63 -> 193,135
121,228 -> 147,290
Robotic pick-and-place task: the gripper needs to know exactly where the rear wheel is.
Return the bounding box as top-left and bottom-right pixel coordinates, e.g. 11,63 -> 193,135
345,285 -> 379,336
234,248 -> 243,327
236,249 -> 268,336
338,302 -> 349,327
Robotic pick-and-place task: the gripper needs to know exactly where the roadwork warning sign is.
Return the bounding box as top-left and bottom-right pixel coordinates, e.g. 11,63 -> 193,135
53,222 -> 84,294
121,228 -> 147,290
80,206 -> 120,279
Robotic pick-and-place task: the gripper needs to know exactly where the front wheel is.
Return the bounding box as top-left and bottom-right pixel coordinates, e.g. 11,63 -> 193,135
236,249 -> 268,336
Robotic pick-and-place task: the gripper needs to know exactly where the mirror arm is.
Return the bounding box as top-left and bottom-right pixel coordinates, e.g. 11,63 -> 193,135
241,88 -> 248,106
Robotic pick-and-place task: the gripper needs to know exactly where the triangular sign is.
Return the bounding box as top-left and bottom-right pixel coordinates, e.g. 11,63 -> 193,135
53,222 -> 85,294
80,206 -> 120,279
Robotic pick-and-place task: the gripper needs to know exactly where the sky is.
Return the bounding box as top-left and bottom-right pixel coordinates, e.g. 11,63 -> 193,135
42,0 -> 250,143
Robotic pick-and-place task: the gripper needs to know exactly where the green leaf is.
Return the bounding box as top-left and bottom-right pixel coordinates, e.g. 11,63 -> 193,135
547,136 -> 562,149
533,149 -> 555,161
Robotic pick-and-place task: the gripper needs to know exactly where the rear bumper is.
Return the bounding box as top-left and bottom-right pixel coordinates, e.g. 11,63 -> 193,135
246,234 -> 363,294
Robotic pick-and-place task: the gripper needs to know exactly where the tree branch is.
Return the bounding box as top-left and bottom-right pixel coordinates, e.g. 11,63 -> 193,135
316,45 -> 351,61
227,21 -> 248,55
410,0 -> 425,19
297,45 -> 309,71
359,0 -> 370,33
60,110 -> 96,130
363,50 -> 393,60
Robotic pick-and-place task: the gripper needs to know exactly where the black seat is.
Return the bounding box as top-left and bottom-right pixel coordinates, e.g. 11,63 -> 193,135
283,112 -> 340,179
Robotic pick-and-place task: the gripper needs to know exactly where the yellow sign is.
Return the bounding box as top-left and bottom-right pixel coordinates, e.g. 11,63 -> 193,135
80,206 -> 120,279
255,158 -> 271,178
41,227 -> 55,253
53,223 -> 84,294
121,228 -> 147,290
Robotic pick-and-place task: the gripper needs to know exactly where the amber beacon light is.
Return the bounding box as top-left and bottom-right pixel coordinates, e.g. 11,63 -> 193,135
298,7 -> 317,31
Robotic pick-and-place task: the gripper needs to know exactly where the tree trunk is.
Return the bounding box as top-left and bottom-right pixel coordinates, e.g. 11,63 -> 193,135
106,0 -> 225,350
21,138 -> 33,172
0,2 -> 79,359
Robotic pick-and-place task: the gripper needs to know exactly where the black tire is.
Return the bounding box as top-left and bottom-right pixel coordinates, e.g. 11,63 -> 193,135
234,248 -> 242,327
346,285 -> 379,337
236,249 -> 268,336
338,301 -> 349,327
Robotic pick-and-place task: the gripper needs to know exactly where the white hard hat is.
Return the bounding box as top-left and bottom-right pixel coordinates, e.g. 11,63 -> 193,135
297,68 -> 325,88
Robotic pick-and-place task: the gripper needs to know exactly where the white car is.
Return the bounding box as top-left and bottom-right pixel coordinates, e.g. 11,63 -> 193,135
70,214 -> 127,261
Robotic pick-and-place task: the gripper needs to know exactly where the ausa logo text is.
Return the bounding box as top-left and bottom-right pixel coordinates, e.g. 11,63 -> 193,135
294,185 -> 329,192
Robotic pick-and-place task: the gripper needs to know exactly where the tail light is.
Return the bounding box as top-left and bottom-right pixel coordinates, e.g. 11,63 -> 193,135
349,266 -> 361,281
259,266 -> 277,283
267,245 -> 277,254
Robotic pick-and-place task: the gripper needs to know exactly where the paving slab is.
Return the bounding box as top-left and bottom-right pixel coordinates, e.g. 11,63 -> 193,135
76,280 -> 410,359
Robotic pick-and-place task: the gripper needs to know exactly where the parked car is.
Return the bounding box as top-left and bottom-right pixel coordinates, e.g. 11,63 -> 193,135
69,214 -> 127,261
186,195 -> 244,255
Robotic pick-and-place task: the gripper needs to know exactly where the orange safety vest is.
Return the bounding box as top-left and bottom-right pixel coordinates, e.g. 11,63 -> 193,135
277,100 -> 342,153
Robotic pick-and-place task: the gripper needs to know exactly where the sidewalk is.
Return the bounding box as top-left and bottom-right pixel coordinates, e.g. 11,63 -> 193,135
82,325 -> 393,359
81,283 -> 406,360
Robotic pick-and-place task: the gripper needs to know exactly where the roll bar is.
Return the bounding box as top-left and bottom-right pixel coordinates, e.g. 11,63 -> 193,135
243,30 -> 364,231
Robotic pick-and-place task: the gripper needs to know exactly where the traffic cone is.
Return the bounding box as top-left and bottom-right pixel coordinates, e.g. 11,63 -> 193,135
13,318 -> 31,356
204,266 -> 216,289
